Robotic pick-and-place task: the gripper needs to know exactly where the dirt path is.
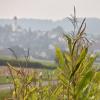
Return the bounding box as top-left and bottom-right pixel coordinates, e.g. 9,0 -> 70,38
0,84 -> 13,91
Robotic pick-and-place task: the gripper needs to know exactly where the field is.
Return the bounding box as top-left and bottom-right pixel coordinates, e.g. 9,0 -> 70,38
0,90 -> 12,100
0,12 -> 100,99
0,56 -> 56,70
0,49 -> 100,100
0,57 -> 57,99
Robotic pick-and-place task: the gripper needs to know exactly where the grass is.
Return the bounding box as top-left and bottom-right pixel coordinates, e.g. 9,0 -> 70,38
0,90 -> 12,100
0,76 -> 12,84
0,56 -> 56,70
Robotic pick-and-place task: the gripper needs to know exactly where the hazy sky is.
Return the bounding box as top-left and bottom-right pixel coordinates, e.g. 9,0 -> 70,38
0,0 -> 99,20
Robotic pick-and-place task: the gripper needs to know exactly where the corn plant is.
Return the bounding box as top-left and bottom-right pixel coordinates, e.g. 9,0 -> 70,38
55,7 -> 100,100
6,7 -> 100,100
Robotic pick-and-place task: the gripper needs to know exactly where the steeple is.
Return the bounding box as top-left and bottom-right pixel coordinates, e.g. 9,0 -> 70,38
12,16 -> 17,32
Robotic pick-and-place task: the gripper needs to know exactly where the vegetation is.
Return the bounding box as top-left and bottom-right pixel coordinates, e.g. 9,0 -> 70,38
0,90 -> 12,100
0,76 -> 12,84
55,12 -> 100,99
0,57 -> 56,70
1,7 -> 100,100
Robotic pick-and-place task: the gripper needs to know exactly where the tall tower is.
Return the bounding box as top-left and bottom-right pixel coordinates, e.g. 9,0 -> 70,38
12,16 -> 17,32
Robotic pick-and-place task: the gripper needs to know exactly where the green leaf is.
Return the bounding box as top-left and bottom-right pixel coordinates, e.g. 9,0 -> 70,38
64,34 -> 72,53
58,73 -> 69,87
82,55 -> 96,75
56,47 -> 65,66
51,84 -> 63,100
93,71 -> 100,83
76,70 -> 95,97
64,52 -> 71,62
70,47 -> 88,79
24,87 -> 37,100
27,76 -> 33,84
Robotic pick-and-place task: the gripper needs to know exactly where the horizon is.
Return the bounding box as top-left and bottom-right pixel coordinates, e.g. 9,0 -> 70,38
0,17 -> 100,21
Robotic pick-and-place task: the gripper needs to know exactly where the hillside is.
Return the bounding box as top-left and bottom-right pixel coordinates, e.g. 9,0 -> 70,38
0,18 -> 100,60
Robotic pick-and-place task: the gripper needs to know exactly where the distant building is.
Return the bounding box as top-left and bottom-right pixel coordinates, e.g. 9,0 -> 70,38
12,16 -> 17,32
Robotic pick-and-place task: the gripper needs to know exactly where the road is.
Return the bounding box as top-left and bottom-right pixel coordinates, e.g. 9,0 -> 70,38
0,84 -> 13,91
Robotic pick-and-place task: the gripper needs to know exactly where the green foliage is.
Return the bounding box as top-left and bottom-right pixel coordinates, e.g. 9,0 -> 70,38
0,57 -> 56,70
0,76 -> 12,84
0,90 -> 12,100
55,12 -> 100,100
5,7 -> 100,100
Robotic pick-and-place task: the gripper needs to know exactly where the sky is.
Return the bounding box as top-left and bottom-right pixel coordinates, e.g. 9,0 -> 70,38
0,0 -> 99,20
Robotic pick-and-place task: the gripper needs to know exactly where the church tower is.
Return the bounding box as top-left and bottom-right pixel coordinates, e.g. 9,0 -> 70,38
12,16 -> 17,32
